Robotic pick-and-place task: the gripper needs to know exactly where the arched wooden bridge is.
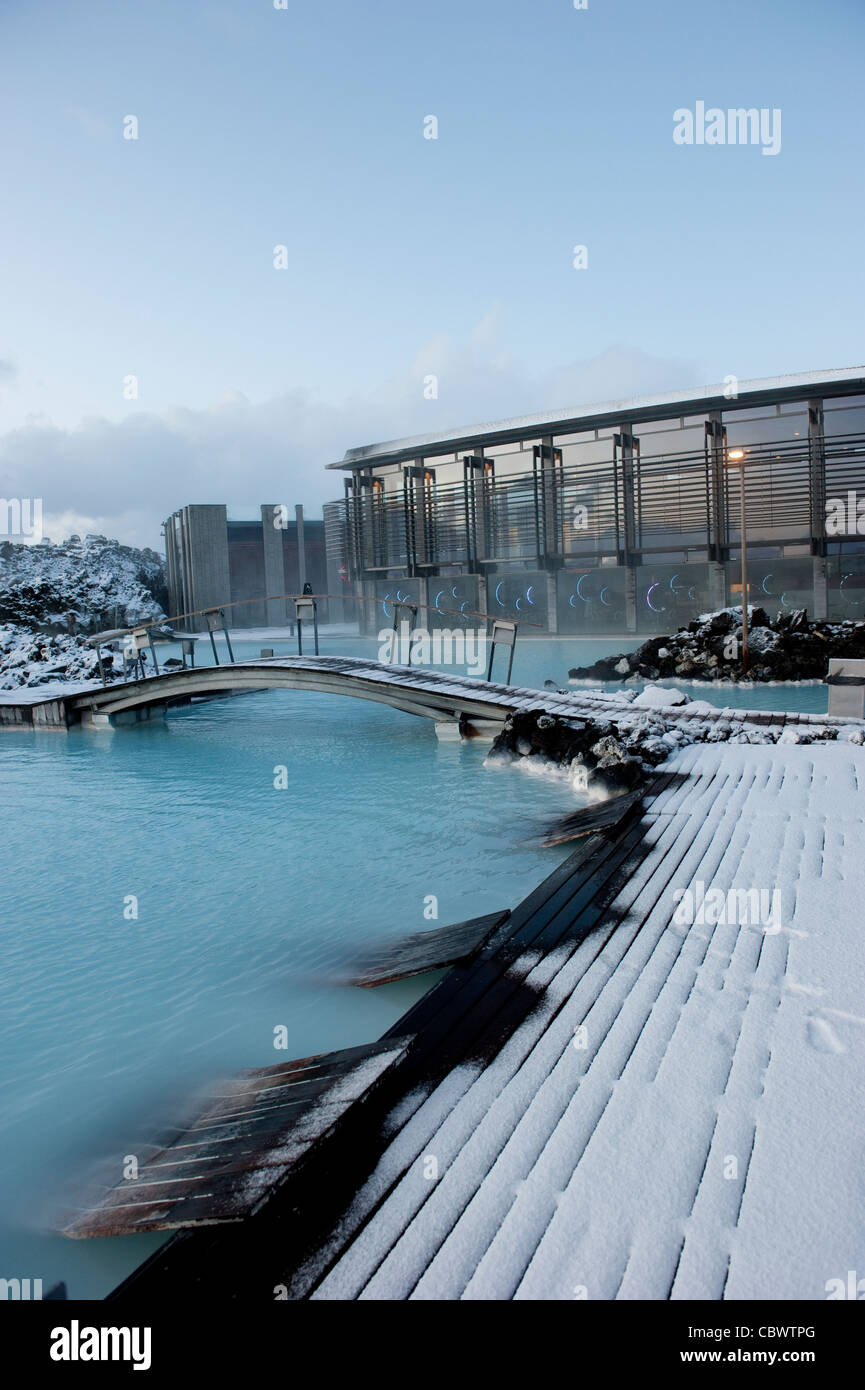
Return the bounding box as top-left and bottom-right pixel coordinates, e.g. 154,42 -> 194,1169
60,653 -> 856,741
69,654 -> 621,732
2,652 -> 855,740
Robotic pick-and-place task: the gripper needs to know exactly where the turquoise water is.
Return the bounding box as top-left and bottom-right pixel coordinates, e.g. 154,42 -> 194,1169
0,635 -> 829,1300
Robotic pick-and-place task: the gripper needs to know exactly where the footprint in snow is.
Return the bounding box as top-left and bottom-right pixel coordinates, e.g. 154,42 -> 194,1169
807,1017 -> 846,1054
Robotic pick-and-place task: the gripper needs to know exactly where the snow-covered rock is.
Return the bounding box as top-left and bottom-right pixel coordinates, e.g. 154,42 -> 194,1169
633,684 -> 688,708
569,606 -> 865,686
0,623 -> 126,690
0,535 -> 166,634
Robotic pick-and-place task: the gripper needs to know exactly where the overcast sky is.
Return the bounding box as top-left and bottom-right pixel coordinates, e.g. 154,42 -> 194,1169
1,0 -> 863,551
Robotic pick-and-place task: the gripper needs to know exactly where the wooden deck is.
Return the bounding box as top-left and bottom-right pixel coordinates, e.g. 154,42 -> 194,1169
103,741 -> 865,1300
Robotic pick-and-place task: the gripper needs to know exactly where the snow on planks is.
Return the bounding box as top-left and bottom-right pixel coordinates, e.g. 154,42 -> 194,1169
106,746 -> 865,1300
307,745 -> 865,1301
64,1038 -> 411,1238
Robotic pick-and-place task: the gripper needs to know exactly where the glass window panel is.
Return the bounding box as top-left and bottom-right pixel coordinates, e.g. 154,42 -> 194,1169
635,563 -> 713,634
723,404 -> 778,423
637,426 -> 705,458
557,565 -> 628,634
638,417 -> 684,433
724,412 -> 807,447
553,430 -> 597,445
824,405 -> 865,436
560,437 -> 616,466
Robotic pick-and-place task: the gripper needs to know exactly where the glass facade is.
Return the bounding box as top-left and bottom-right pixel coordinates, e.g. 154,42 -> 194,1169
330,376 -> 865,634
636,562 -> 714,634
557,565 -> 627,634
486,571 -> 551,629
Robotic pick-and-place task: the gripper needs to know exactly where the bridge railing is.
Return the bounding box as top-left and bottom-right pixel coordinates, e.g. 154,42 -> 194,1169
87,590 -> 531,687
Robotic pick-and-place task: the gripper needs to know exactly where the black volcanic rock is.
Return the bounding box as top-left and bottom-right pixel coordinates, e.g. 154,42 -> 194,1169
568,608 -> 865,685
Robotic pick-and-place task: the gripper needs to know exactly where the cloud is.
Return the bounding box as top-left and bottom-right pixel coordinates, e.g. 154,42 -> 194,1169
0,319 -> 699,551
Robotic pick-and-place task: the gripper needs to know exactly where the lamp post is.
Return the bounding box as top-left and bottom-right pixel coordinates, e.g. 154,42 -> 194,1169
727,448 -> 748,671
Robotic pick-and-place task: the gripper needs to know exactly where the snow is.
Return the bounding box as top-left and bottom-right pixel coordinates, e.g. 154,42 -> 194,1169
632,683 -> 688,708
305,743 -> 865,1301
0,535 -> 165,690
0,624 -> 118,692
0,678 -> 100,705
0,534 -> 164,631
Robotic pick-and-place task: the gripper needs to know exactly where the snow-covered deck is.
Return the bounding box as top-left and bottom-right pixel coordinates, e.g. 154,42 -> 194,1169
298,743 -> 864,1300
109,741 -> 865,1302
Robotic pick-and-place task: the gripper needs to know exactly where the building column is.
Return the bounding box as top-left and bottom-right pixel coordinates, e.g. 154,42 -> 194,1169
359,579 -> 378,636
708,562 -> 727,613
261,505 -> 288,627
812,556 -> 828,620
544,572 -> 558,634
624,566 -> 638,633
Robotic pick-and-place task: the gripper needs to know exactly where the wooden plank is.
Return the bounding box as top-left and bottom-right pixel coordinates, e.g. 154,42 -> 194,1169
64,1037 -> 411,1238
345,910 -> 510,987
538,786 -> 645,845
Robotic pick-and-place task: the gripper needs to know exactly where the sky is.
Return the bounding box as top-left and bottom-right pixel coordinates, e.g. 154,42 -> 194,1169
0,0 -> 863,551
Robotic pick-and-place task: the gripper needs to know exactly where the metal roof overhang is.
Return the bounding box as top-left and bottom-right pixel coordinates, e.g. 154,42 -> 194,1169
327,366 -> 865,473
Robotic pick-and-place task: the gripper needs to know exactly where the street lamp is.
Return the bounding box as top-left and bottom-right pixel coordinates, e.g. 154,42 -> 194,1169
726,448 -> 749,671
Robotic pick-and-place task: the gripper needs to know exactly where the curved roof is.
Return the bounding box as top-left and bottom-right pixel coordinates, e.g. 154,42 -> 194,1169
328,365 -> 865,471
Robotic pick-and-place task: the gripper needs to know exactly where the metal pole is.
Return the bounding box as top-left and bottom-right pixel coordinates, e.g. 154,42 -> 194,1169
208,629 -> 220,666
297,620 -> 303,657
740,462 -> 749,671
486,631 -> 494,682
148,634 -> 160,675
96,643 -> 107,687
506,642 -> 515,685
222,622 -> 234,663
312,600 -> 319,656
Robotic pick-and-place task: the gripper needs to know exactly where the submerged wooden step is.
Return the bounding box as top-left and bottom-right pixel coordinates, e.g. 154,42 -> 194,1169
539,786 -> 645,846
345,909 -> 511,987
63,1036 -> 412,1238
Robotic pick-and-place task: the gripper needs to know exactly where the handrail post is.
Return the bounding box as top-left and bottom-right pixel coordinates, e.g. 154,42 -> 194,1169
391,602 -> 417,664
487,619 -> 518,684
295,596 -> 316,656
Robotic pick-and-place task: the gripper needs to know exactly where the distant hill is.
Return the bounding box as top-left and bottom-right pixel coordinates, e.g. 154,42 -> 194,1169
0,534 -> 167,634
